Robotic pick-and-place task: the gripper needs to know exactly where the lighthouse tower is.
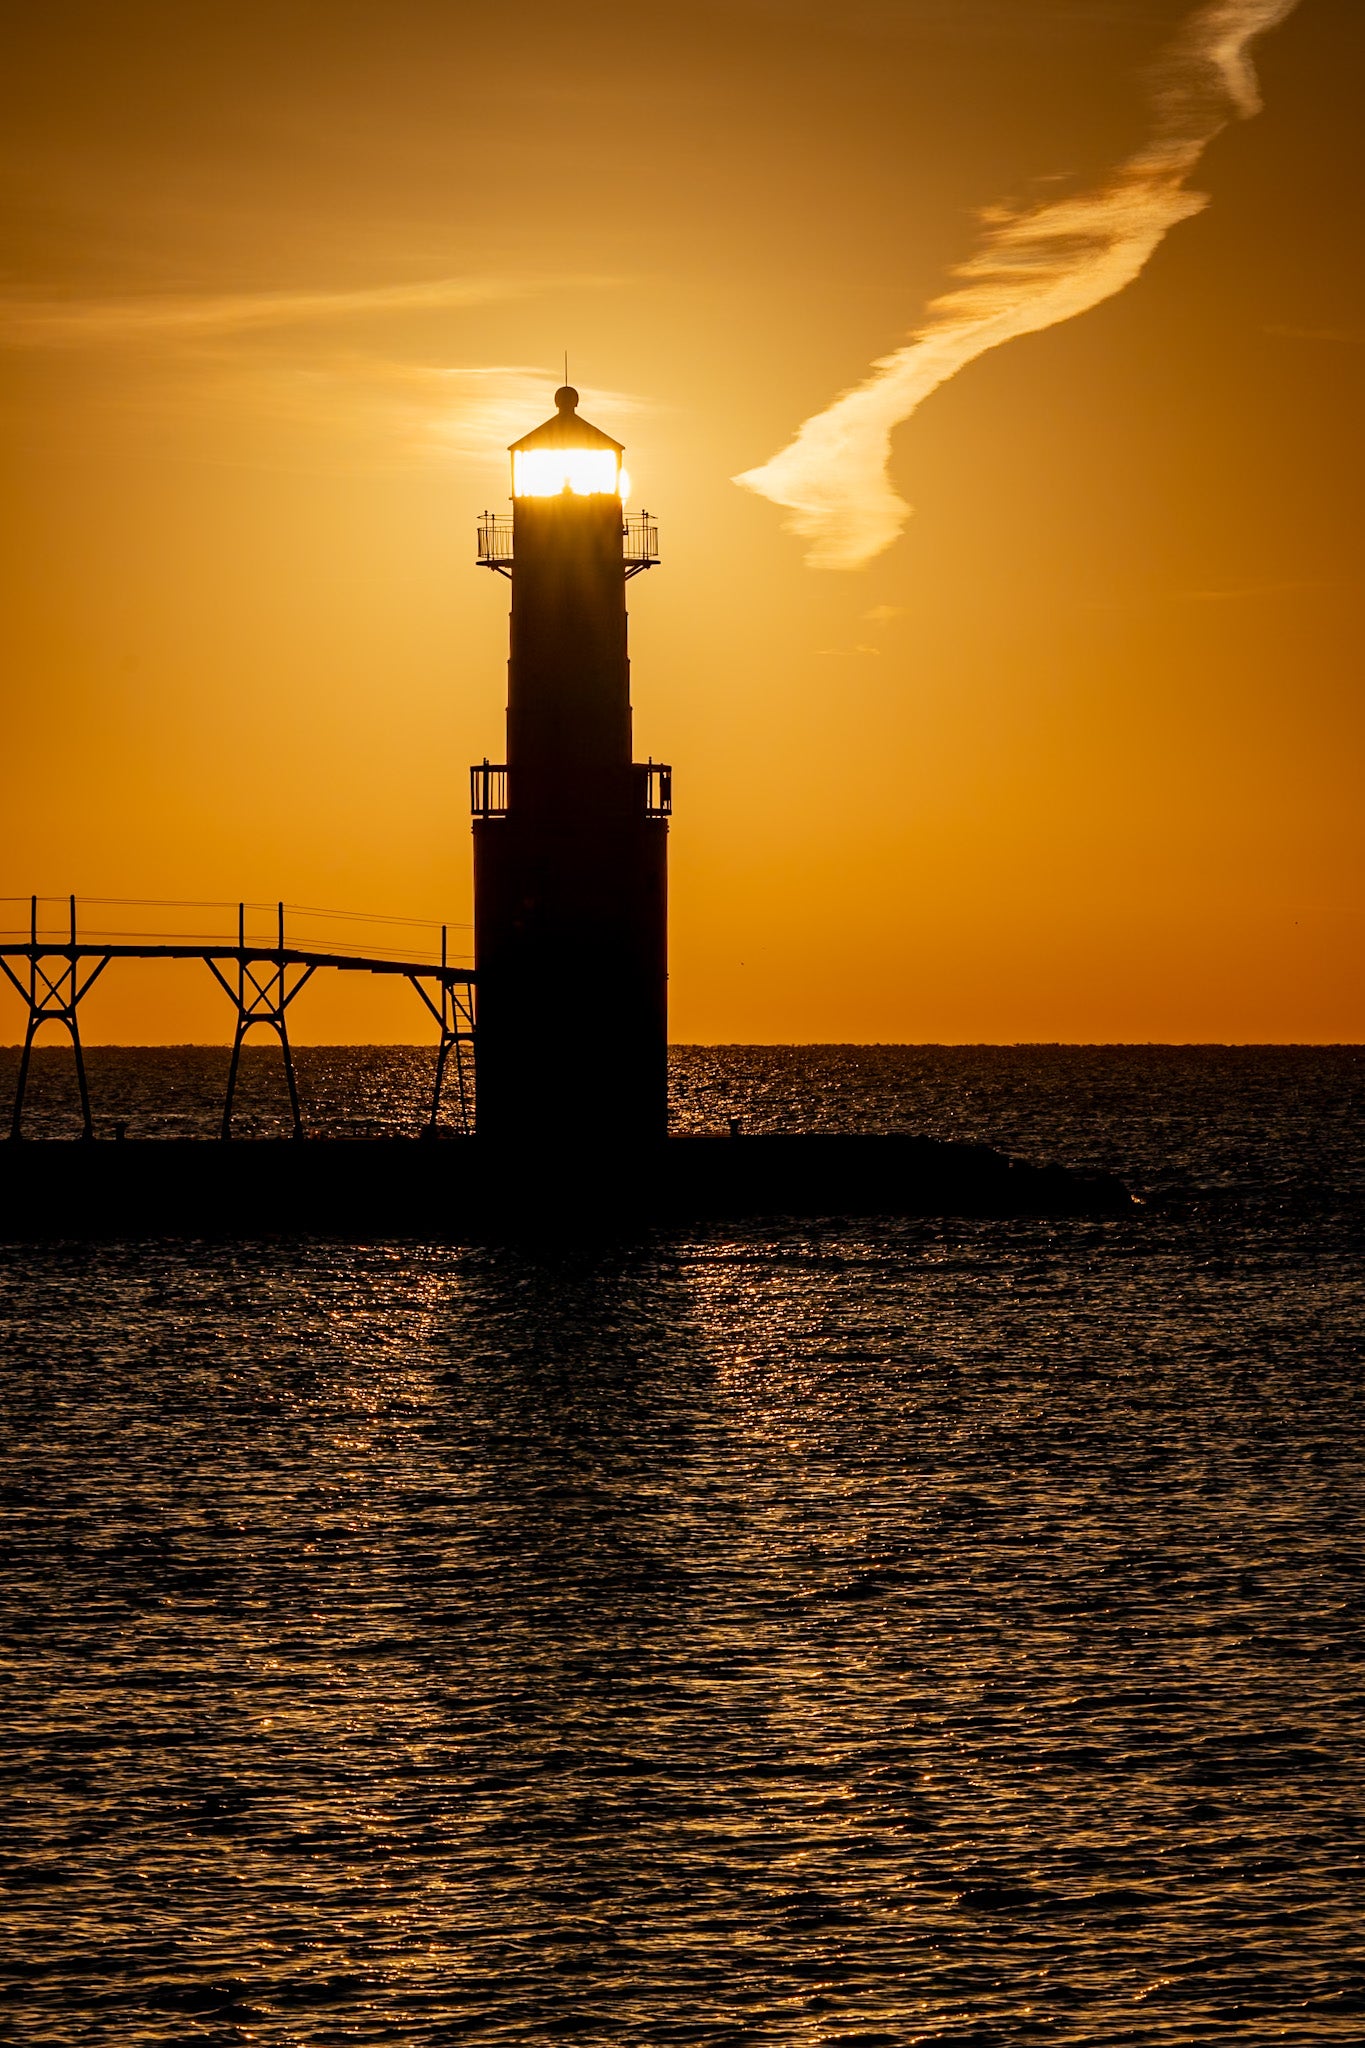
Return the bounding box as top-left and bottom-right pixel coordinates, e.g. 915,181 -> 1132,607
471,386 -> 669,1152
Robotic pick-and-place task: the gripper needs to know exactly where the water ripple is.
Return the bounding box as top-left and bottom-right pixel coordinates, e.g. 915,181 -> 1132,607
0,1050 -> 1362,2041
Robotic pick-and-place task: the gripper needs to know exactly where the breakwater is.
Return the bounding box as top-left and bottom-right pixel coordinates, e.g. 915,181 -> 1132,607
0,1133 -> 1132,1237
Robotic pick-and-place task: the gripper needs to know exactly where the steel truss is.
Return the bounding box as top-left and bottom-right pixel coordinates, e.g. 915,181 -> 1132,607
406,924 -> 476,1139
2,897 -> 476,1141
206,903 -> 316,1140
0,897 -> 108,1140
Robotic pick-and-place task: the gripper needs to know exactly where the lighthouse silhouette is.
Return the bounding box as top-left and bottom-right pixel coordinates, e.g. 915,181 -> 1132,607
471,385 -> 669,1153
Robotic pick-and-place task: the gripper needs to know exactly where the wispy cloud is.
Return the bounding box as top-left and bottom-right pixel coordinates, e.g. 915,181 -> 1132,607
419,366 -> 651,460
136,357 -> 651,475
0,274 -> 596,347
736,0 -> 1302,569
0,270 -> 643,474
1264,322 -> 1360,344
1178,575 -> 1327,601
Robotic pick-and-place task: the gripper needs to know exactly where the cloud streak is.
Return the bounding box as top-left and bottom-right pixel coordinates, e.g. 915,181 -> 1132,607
735,0 -> 1302,568
421,368 -> 650,461
0,273 -> 642,476
0,274 -> 594,347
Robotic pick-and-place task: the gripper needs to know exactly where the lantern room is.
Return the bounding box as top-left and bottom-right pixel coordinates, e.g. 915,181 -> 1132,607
509,385 -> 630,500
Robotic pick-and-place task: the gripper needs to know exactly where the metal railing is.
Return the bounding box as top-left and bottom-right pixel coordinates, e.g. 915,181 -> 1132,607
470,761 -> 509,818
476,513 -> 513,573
623,515 -> 659,578
474,511 -> 660,578
641,760 -> 672,817
0,895 -> 470,967
470,763 -> 670,819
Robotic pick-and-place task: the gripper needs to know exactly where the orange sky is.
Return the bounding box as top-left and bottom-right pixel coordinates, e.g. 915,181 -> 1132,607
1,0 -> 1360,1045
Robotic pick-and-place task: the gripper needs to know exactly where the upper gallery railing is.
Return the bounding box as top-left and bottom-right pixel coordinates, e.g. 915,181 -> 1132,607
476,514 -> 514,573
622,516 -> 660,577
475,513 -> 659,578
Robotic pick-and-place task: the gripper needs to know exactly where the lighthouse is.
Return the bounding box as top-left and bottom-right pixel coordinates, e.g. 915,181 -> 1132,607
471,386 -> 669,1153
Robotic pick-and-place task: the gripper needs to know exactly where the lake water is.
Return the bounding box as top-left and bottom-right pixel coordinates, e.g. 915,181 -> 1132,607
1,1046 -> 1362,2043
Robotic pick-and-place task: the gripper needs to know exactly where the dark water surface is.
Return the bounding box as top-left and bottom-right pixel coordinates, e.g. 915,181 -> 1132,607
2,1048 -> 1362,2043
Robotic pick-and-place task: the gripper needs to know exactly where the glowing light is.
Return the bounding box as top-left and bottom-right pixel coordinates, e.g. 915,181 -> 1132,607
512,448 -> 621,498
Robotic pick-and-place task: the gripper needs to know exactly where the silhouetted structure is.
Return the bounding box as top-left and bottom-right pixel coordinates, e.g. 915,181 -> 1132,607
0,896 -> 474,1140
0,390 -> 1139,1228
472,387 -> 668,1152
0,1134 -> 1136,1236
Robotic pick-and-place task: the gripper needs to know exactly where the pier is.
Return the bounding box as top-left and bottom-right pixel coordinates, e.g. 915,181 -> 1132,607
1,896 -> 475,1141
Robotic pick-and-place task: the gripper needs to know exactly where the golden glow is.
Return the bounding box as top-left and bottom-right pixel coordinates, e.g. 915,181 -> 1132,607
512,449 -> 621,498
0,1 -> 1359,1047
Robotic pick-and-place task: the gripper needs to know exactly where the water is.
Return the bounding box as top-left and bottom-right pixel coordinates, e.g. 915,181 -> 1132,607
1,1047 -> 1362,2043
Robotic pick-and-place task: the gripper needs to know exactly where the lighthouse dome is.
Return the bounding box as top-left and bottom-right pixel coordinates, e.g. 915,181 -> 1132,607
510,385 -> 625,497
510,385 -> 624,456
